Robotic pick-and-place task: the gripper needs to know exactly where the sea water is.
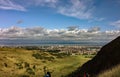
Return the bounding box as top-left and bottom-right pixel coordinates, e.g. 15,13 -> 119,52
0,39 -> 109,46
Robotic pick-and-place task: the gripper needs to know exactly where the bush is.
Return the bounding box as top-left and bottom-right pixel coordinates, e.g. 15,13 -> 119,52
24,46 -> 40,50
47,49 -> 60,53
33,65 -> 36,70
4,63 -> 7,67
32,53 -> 43,59
32,53 -> 55,61
15,63 -> 23,69
51,53 -> 70,58
24,62 -> 30,68
19,75 -> 29,77
26,68 -> 35,75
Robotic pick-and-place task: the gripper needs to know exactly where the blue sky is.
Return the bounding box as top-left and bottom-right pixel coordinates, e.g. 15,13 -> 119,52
0,0 -> 120,41
0,0 -> 120,30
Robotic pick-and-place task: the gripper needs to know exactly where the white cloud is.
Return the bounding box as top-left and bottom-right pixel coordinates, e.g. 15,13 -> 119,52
26,0 -> 94,19
88,26 -> 100,33
26,0 -> 59,8
110,20 -> 120,27
67,26 -> 79,31
96,18 -> 105,21
0,0 -> 26,11
6,0 -> 94,19
0,0 -> 96,20
31,0 -> 94,19
17,20 -> 23,24
0,26 -> 120,41
57,0 -> 94,19
88,17 -> 105,23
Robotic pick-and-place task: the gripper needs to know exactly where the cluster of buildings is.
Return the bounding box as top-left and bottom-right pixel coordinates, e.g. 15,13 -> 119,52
38,45 -> 101,55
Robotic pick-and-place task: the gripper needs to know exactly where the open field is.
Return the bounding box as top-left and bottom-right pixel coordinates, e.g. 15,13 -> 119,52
0,47 -> 91,77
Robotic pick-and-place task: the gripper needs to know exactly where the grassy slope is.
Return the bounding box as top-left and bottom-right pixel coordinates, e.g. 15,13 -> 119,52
0,47 -> 90,77
98,65 -> 120,77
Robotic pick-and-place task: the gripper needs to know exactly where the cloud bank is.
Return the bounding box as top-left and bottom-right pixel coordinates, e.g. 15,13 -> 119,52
0,26 -> 119,42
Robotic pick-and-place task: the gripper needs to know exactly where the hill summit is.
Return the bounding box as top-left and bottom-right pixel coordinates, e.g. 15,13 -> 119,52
68,36 -> 120,77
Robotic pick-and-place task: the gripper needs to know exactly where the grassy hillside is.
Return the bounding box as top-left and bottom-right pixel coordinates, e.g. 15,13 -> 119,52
0,47 -> 90,77
69,36 -> 120,77
98,64 -> 120,77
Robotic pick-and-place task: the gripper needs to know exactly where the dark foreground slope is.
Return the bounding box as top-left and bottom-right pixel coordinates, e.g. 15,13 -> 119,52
67,36 -> 120,77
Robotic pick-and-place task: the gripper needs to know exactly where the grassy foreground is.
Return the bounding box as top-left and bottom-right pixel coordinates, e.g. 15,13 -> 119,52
0,47 -> 90,77
97,64 -> 120,77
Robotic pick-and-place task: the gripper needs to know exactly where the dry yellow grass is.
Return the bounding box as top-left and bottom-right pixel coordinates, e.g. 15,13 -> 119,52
98,64 -> 120,77
0,47 -> 90,77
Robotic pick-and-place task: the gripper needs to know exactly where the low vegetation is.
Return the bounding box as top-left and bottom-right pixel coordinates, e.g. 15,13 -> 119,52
0,47 -> 91,77
98,64 -> 120,77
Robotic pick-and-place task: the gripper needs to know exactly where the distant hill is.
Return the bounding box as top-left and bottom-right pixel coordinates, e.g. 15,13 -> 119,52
67,36 -> 120,77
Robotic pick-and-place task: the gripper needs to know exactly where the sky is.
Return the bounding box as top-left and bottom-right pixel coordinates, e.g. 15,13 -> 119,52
0,0 -> 120,41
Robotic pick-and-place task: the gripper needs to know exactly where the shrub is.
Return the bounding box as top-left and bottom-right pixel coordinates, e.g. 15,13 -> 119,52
24,62 -> 30,68
47,49 -> 60,53
33,65 -> 36,70
32,53 -> 43,59
4,63 -> 7,67
26,67 -> 35,75
24,46 -> 40,50
32,53 -> 55,61
19,75 -> 29,77
15,63 -> 23,69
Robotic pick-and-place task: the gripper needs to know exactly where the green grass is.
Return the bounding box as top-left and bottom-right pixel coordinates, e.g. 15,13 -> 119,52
97,65 -> 120,77
0,47 -> 90,77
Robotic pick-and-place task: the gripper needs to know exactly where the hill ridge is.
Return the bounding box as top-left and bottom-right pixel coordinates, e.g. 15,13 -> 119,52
67,36 -> 120,77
